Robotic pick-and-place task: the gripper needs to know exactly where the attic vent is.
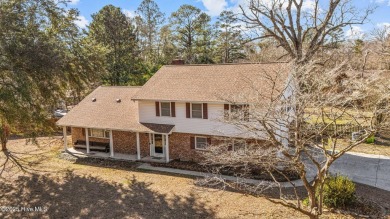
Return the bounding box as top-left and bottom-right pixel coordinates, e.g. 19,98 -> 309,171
116,99 -> 121,103
92,98 -> 97,102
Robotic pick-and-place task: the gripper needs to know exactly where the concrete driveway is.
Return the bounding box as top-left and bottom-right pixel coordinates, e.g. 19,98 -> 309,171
329,152 -> 390,191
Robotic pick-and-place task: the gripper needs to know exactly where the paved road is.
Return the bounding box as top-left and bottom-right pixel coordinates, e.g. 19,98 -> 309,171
329,152 -> 390,191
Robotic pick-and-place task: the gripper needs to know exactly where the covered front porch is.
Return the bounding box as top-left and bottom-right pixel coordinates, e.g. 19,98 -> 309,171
66,147 -> 168,163
61,124 -> 175,163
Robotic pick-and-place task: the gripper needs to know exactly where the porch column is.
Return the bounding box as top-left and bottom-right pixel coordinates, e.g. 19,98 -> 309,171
165,134 -> 169,163
109,130 -> 114,157
63,126 -> 67,150
136,132 -> 141,160
85,128 -> 90,153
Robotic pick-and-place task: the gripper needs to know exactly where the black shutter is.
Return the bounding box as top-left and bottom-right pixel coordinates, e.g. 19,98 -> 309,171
207,137 -> 211,146
203,103 -> 208,119
155,102 -> 160,117
82,128 -> 85,136
171,102 -> 176,117
224,104 -> 230,119
190,136 -> 195,149
186,103 -> 191,118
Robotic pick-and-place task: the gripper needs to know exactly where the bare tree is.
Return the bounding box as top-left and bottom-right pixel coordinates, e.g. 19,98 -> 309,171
240,0 -> 374,64
199,60 -> 390,218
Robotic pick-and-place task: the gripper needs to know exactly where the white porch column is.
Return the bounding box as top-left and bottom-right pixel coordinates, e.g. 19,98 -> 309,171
165,134 -> 169,163
85,128 -> 90,153
136,132 -> 141,160
63,126 -> 67,150
109,130 -> 114,157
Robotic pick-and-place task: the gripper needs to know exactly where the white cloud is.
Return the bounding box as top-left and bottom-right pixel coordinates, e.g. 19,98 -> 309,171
377,22 -> 390,28
69,0 -> 80,5
123,9 -> 135,18
201,0 -> 228,16
345,25 -> 364,40
74,15 -> 89,29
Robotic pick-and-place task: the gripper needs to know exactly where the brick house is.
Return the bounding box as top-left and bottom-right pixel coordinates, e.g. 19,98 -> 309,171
57,63 -> 293,163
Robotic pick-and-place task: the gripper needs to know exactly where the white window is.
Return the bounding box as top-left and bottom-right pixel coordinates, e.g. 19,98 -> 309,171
160,102 -> 171,117
195,137 -> 208,150
89,129 -> 110,138
191,103 -> 203,119
230,104 -> 249,121
233,139 -> 246,154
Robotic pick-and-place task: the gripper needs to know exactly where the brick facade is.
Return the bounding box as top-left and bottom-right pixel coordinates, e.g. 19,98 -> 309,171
71,127 -> 262,162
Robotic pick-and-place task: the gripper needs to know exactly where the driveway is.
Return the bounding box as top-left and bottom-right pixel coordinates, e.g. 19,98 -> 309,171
329,152 -> 390,191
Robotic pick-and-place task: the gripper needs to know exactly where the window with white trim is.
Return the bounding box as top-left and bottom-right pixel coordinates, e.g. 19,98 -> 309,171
191,103 -> 203,119
195,136 -> 208,150
89,129 -> 110,138
230,104 -> 249,121
233,139 -> 246,154
160,102 -> 171,117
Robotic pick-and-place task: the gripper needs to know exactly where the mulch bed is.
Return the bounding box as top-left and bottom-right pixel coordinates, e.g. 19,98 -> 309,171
151,160 -> 300,182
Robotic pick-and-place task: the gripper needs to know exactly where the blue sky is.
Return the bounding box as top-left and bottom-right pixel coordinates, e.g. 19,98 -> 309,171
68,0 -> 390,38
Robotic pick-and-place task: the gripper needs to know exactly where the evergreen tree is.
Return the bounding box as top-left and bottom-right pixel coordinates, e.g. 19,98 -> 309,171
88,5 -> 141,85
215,11 -> 245,63
0,0 -> 104,150
170,5 -> 203,64
136,0 -> 165,63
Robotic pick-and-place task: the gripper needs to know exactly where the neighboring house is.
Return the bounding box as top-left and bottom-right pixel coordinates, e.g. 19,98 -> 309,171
57,62 -> 293,163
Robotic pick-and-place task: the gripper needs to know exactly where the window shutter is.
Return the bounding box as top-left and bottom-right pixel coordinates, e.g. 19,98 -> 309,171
190,136 -> 195,149
171,102 -> 176,117
186,103 -> 191,118
224,104 -> 230,119
203,103 -> 208,119
244,104 -> 250,121
155,101 -> 160,117
82,128 -> 85,136
207,137 -> 211,146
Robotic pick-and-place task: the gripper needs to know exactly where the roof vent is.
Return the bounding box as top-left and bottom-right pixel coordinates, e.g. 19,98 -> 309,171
116,99 -> 121,103
92,98 -> 96,102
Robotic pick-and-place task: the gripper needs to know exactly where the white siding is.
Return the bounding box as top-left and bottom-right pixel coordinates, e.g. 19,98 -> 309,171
139,101 -> 246,137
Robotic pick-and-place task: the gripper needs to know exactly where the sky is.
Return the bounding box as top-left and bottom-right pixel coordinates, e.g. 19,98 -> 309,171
67,0 -> 390,39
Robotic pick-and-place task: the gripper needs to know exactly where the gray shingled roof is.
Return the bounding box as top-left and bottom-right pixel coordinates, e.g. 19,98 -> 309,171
56,86 -> 174,133
131,63 -> 291,103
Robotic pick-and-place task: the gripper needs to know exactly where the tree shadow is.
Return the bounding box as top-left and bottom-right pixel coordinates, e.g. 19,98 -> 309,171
0,171 -> 216,218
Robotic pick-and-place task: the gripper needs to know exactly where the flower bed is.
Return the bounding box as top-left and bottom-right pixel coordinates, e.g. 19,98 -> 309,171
151,160 -> 300,182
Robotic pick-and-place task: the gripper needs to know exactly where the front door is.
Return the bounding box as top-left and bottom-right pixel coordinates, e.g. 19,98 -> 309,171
152,134 -> 164,157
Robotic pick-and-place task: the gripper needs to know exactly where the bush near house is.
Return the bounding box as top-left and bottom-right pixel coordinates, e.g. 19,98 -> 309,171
321,175 -> 356,208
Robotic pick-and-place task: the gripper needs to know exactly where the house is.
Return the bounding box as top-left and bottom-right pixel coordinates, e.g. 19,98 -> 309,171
57,62 -> 293,163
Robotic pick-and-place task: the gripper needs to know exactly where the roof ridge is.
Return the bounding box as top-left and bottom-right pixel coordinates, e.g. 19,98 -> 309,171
164,61 -> 289,67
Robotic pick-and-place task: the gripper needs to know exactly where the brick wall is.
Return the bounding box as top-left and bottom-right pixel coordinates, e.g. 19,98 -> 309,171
71,127 -> 265,162
71,127 -> 140,155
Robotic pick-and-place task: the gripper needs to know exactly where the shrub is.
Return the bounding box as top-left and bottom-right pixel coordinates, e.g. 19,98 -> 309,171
320,175 -> 356,208
366,135 -> 375,144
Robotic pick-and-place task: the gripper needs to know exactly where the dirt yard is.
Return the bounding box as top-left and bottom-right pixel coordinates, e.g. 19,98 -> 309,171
334,135 -> 390,157
0,137 -> 389,219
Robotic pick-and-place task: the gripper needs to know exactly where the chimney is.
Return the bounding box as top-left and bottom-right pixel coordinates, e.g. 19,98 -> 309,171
171,57 -> 185,65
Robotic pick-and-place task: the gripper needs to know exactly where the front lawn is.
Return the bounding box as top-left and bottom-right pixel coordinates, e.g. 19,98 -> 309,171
0,137 -> 389,218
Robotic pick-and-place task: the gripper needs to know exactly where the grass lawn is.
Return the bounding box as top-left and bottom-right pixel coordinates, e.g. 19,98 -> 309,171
0,137 -> 389,218
328,135 -> 390,157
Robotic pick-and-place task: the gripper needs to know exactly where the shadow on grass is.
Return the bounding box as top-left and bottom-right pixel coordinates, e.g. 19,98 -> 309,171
0,170 -> 216,219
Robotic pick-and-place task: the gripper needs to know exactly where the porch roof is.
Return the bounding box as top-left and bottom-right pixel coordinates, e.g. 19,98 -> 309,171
56,86 -> 174,134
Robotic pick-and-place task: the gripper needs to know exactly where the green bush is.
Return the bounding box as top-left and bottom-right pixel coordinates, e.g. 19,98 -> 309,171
366,135 -> 375,144
321,175 -> 356,208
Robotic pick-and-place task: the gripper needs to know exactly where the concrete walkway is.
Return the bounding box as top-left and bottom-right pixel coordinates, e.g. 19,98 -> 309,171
329,152 -> 390,191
